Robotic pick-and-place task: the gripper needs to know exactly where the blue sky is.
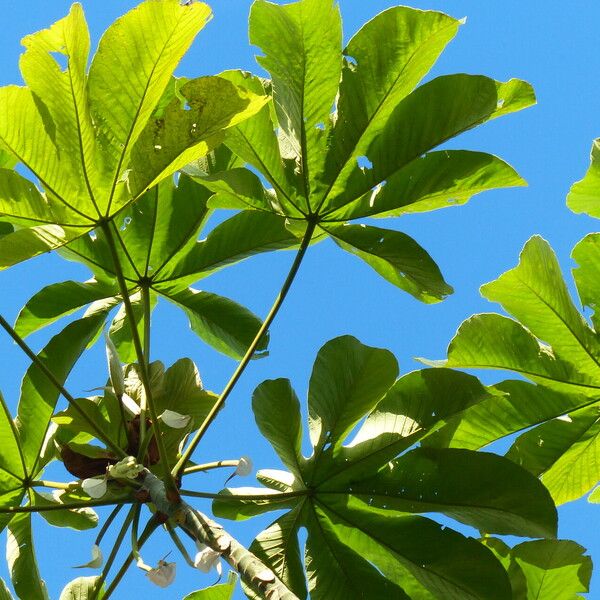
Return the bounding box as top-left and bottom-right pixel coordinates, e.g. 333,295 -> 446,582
0,1 -> 598,598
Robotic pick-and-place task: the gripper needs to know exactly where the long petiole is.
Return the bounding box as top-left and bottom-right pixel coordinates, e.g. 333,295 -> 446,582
101,222 -> 175,490
96,505 -> 124,547
102,517 -> 159,600
172,221 -> 317,477
0,499 -> 134,514
179,489 -> 308,501
166,523 -> 196,567
183,460 -> 239,475
30,480 -> 74,491
93,504 -> 138,599
0,315 -> 126,459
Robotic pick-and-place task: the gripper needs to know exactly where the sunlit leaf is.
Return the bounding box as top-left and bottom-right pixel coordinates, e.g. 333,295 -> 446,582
59,576 -> 103,600
7,513 -> 49,600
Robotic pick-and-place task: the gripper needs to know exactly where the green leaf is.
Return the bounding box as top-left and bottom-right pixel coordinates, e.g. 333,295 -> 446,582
342,447 -> 556,538
14,279 -> 116,338
16,308 -> 109,475
327,151 -> 526,221
330,368 -> 495,483
324,223 -> 452,302
307,335 -> 398,463
485,538 -> 592,600
252,380 -> 304,478
322,74 -> 534,213
159,210 -> 297,286
567,138 -> 600,218
511,540 -> 592,600
424,379 -> 597,452
506,403 -> 600,505
214,336 -> 550,598
322,497 -> 512,600
305,505 -> 408,600
160,286 -> 268,360
572,232 -> 600,329
250,0 -> 342,203
244,511 -> 306,600
7,513 -> 49,600
59,577 -> 104,600
87,0 -> 212,204
126,75 -> 269,199
321,7 -> 461,209
31,491 -> 98,531
0,391 -> 25,493
437,313 -> 600,397
481,236 -> 600,380
0,578 -> 14,600
183,573 -> 237,600
0,2 -> 265,269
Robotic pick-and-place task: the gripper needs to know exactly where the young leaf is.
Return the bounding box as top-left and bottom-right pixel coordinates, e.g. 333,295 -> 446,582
32,491 -> 99,531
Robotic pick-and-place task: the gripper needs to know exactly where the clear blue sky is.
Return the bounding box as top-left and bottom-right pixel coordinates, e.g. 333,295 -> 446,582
0,1 -> 598,598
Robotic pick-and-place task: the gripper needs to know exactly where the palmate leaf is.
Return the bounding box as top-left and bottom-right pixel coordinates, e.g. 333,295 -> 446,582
433,235 -> 600,503
183,573 -> 237,600
15,175 -> 298,360
213,336 -> 557,600
191,1 -> 534,305
0,0 -> 267,268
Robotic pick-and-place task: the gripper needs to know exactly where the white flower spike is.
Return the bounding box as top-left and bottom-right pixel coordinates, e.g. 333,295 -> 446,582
194,543 -> 222,576
81,476 -> 107,499
146,560 -> 176,588
159,409 -> 191,429
74,544 -> 103,569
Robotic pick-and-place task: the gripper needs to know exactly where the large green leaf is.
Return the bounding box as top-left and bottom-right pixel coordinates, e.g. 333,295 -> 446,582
214,337 -> 556,599
16,308 -> 109,475
435,234 -> 600,502
7,513 -> 49,600
14,280 -> 116,338
484,538 -> 592,600
506,404 -> 600,504
424,379 -> 597,452
0,1 -> 265,268
324,223 -> 452,303
194,2 -> 533,305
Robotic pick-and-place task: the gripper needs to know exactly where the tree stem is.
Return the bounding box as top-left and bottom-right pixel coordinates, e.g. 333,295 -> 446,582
173,221 -> 317,477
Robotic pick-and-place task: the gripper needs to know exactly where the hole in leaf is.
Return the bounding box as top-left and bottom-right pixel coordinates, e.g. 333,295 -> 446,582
183,102 -> 192,111
357,155 -> 373,170
50,51 -> 68,71
345,55 -> 357,67
497,98 -> 505,109
120,216 -> 132,231
316,122 -> 325,130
